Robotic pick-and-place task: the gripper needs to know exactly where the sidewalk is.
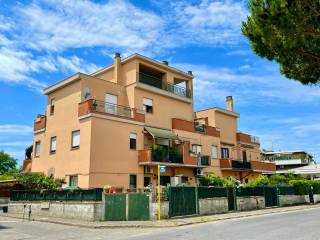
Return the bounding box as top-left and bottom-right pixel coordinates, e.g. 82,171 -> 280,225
1,204 -> 320,229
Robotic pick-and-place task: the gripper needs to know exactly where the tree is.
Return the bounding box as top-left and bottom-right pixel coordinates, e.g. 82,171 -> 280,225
0,150 -> 17,174
242,0 -> 320,84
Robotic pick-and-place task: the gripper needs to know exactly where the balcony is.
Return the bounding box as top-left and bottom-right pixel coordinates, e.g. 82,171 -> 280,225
137,72 -> 191,99
78,99 -> 145,122
34,115 -> 46,132
220,159 -> 276,173
139,143 -> 205,167
200,155 -> 210,166
237,132 -> 260,145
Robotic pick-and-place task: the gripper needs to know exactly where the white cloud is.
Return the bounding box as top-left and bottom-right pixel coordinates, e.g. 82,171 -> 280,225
0,124 -> 33,135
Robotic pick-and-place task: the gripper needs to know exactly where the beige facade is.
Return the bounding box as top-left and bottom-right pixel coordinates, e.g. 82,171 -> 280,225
31,53 -> 275,189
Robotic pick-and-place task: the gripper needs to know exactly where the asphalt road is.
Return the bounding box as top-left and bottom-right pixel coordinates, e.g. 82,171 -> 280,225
1,207 -> 320,240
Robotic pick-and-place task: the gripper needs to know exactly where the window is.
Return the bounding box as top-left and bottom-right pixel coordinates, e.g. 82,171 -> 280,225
129,133 -> 137,150
192,145 -> 201,155
221,148 -> 229,159
71,130 -> 80,149
129,174 -> 137,189
50,98 -> 55,115
211,145 -> 218,159
69,175 -> 78,186
143,98 -> 153,113
50,136 -> 57,154
242,150 -> 247,162
35,141 -> 41,157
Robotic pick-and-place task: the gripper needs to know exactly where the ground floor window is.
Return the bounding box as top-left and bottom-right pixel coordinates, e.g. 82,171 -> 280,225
69,175 -> 78,186
129,174 -> 137,189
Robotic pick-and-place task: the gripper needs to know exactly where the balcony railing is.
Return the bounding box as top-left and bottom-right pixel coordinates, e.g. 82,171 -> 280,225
220,159 -> 276,172
34,115 -> 46,131
151,145 -> 183,164
78,99 -> 145,122
93,100 -> 132,118
137,72 -> 191,98
200,155 -> 210,166
237,132 -> 260,144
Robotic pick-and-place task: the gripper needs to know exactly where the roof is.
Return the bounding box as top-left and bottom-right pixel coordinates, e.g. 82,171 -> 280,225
292,164 -> 320,175
43,53 -> 193,95
145,126 -> 178,140
261,150 -> 311,155
196,107 -> 240,118
92,53 -> 193,79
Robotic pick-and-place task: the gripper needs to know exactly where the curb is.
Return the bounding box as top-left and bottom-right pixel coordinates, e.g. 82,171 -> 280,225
1,204 -> 320,229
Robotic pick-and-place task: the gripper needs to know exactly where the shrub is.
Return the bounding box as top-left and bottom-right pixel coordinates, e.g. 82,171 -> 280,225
16,173 -> 66,190
245,173 -> 304,187
245,175 -> 270,187
310,181 -> 320,194
289,180 -> 310,195
199,175 -> 236,187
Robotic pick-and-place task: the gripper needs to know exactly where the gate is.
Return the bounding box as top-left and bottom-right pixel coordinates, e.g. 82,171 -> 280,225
168,186 -> 197,217
264,187 -> 279,207
104,193 -> 126,221
227,187 -> 237,211
128,193 -> 150,220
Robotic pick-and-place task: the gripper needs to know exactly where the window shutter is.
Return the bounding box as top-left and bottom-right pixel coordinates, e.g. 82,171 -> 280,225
72,131 -> 80,147
143,98 -> 153,106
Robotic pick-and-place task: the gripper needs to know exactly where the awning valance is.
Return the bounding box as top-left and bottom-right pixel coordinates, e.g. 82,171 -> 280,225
145,126 -> 178,140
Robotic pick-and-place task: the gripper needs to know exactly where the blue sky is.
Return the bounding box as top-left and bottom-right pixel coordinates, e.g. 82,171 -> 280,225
0,0 -> 319,165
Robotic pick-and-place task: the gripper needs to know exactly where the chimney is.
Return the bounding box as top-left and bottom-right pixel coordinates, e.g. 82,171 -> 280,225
162,60 -> 169,65
226,96 -> 234,111
188,71 -> 193,76
114,52 -> 122,84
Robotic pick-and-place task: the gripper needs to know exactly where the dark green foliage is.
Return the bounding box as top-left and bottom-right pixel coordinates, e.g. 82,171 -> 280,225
242,0 -> 320,84
289,180 -> 310,195
0,151 -> 17,174
246,173 -> 303,187
16,173 -> 66,190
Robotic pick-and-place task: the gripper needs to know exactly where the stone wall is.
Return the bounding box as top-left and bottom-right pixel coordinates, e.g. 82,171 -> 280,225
151,201 -> 169,219
8,202 -> 103,221
199,197 -> 228,215
313,194 -> 320,203
237,196 -> 265,211
279,195 -> 309,206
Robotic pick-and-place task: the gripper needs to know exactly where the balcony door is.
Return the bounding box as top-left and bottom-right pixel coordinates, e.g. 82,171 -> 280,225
105,94 -> 117,115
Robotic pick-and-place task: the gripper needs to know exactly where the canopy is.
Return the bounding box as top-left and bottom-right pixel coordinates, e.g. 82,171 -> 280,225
145,126 -> 178,140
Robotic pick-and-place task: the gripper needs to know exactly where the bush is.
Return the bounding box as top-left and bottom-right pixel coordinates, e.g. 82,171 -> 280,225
199,175 -> 236,187
289,180 -> 310,195
16,173 -> 66,190
245,173 -> 304,187
310,181 -> 320,194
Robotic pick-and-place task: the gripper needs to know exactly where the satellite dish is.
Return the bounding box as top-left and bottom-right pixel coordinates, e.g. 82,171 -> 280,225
83,87 -> 90,99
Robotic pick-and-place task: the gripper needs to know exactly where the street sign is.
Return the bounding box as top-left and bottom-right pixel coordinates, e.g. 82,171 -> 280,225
160,165 -> 166,173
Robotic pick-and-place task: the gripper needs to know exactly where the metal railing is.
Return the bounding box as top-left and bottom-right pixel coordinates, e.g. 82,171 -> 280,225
93,100 -> 132,118
200,155 -> 210,166
231,160 -> 251,169
10,188 -> 103,202
137,72 -> 191,98
151,145 -> 183,164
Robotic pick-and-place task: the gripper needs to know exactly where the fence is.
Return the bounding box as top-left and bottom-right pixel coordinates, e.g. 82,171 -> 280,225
10,188 -> 103,202
198,187 -> 227,198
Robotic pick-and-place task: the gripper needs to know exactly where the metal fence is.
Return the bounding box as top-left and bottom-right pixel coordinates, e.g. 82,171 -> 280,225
198,187 -> 227,198
10,188 -> 103,202
277,186 -> 296,195
236,187 -> 265,196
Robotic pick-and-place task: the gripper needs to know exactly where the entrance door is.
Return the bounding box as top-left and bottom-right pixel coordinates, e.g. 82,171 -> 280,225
264,187 -> 279,207
168,186 -> 197,217
105,94 -> 117,114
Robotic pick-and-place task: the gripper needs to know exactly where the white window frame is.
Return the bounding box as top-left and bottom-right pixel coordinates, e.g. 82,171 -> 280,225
50,136 -> 57,153
211,145 -> 218,159
35,141 -> 41,157
129,133 -> 137,150
143,98 -> 153,113
192,145 -> 202,155
71,130 -> 80,149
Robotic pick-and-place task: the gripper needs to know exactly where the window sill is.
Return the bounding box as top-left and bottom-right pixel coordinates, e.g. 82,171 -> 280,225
50,151 -> 56,155
71,146 -> 80,151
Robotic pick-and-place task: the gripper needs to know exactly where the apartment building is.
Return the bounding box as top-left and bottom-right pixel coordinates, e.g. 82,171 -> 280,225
261,150 -> 314,174
31,53 -> 275,189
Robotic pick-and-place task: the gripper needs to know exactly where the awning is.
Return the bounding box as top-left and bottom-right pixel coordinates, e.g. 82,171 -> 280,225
145,126 -> 178,140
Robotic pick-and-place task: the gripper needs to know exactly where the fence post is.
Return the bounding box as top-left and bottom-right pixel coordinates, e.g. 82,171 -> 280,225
195,186 -> 199,215
309,186 -> 314,204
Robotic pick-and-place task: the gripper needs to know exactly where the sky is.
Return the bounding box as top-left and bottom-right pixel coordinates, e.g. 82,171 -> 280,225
0,0 -> 319,165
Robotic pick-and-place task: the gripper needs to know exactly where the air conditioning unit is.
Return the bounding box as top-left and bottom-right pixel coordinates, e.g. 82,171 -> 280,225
171,176 -> 182,186
196,168 -> 204,176
144,166 -> 153,174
